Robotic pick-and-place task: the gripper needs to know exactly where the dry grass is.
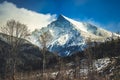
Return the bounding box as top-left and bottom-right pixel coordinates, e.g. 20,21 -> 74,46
4,69 -> 108,80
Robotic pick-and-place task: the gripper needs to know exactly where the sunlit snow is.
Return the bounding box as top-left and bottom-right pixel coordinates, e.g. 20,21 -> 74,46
58,34 -> 69,45
63,15 -> 88,33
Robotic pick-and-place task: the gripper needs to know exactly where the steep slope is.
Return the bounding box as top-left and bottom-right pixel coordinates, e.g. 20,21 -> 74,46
31,15 -> 119,56
62,15 -> 119,41
0,33 -> 59,78
0,33 -> 42,69
31,15 -> 86,56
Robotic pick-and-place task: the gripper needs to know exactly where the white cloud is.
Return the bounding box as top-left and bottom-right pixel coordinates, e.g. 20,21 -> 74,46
0,1 -> 56,31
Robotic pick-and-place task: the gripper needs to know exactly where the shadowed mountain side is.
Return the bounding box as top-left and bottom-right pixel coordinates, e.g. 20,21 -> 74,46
0,33 -> 58,79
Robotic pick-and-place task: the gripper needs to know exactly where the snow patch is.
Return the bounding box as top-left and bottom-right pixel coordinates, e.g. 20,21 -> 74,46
94,58 -> 110,71
49,29 -> 54,36
58,34 -> 69,45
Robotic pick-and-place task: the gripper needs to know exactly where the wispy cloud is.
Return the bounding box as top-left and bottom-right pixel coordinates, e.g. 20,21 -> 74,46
0,1 -> 56,31
81,18 -> 120,32
106,22 -> 120,32
74,18 -> 105,29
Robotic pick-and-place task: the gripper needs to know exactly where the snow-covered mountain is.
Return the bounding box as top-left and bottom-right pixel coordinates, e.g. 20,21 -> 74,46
30,15 -> 119,56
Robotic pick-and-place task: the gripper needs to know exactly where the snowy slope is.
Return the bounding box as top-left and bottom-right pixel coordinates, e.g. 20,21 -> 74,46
30,15 -> 119,56
62,15 -> 119,41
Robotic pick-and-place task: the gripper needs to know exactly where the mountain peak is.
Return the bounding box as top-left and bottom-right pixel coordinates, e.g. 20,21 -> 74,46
58,14 -> 64,18
31,15 -> 119,56
57,14 -> 67,21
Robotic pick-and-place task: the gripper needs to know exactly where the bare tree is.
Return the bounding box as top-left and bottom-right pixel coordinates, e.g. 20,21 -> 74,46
85,38 -> 101,80
38,29 -> 53,77
0,19 -> 30,80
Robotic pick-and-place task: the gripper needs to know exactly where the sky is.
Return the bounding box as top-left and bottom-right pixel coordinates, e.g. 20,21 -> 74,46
0,0 -> 120,32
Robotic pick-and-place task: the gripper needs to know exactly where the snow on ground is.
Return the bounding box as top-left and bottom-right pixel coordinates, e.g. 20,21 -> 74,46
58,34 -> 69,45
94,57 -> 111,71
49,29 -> 54,36
49,57 -> 111,79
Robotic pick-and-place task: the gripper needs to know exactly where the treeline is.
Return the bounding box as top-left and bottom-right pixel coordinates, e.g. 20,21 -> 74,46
0,40 -> 59,79
88,38 -> 120,59
66,37 -> 120,60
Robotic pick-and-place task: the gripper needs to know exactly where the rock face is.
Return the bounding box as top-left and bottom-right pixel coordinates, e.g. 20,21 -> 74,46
31,15 -> 119,56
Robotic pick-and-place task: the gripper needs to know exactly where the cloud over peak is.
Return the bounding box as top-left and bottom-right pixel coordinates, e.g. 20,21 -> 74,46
0,1 -> 56,31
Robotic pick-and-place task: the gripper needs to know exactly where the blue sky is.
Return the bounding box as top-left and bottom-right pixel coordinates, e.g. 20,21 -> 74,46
0,0 -> 120,32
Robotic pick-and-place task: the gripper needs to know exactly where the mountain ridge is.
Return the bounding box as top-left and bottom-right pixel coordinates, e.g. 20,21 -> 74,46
30,15 -> 119,56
